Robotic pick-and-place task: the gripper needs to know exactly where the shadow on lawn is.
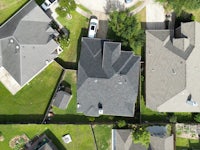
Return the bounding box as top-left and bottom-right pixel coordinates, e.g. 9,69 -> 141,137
44,129 -> 66,150
50,114 -> 138,124
0,114 -> 43,124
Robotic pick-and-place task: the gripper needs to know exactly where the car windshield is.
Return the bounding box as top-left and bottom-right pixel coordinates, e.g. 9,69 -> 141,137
44,2 -> 50,6
91,26 -> 95,30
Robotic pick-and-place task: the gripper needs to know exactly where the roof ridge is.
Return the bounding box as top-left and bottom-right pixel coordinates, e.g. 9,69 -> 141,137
115,52 -> 133,74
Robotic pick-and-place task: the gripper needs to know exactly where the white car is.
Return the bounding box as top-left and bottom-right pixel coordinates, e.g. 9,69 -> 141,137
41,0 -> 58,11
88,18 -> 98,38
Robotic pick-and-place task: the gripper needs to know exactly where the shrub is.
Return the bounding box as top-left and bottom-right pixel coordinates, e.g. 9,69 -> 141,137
117,120 -> 126,128
194,114 -> 200,123
88,117 -> 95,122
169,115 -> 177,123
132,127 -> 150,148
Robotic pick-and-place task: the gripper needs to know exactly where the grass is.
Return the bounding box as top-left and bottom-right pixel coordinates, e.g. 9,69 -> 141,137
0,62 -> 62,122
134,8 -> 146,56
176,137 -> 200,150
128,1 -> 144,11
0,124 -> 96,150
57,11 -> 88,62
93,125 -> 112,150
77,4 -> 92,14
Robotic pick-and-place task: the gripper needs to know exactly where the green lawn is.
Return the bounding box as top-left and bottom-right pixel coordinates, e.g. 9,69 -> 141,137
0,62 -> 62,122
0,0 -> 28,24
176,137 -> 200,150
0,124 -> 96,150
93,125 -> 112,150
57,11 -> 88,62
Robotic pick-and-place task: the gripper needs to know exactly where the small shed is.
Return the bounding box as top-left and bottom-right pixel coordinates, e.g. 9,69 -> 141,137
62,134 -> 72,144
53,91 -> 72,109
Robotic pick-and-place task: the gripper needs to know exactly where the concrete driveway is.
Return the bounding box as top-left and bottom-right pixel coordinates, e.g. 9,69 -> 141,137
146,0 -> 166,29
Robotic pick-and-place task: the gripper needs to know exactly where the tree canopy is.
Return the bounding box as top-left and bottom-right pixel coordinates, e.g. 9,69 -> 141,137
194,114 -> 200,123
156,0 -> 200,14
56,0 -> 76,17
108,10 -> 144,52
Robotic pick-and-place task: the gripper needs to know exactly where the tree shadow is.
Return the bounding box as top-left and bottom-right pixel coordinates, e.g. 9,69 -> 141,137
76,28 -> 88,63
175,11 -> 193,28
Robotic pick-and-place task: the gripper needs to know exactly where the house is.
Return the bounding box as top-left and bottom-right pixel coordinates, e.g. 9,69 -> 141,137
0,0 -> 62,94
53,90 -> 72,109
77,37 -> 140,117
112,126 -> 174,150
25,133 -> 58,150
146,22 -> 200,112
112,129 -> 146,150
147,126 -> 174,150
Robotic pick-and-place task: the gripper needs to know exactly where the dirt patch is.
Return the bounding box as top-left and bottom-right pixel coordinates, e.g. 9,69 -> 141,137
9,134 -> 29,149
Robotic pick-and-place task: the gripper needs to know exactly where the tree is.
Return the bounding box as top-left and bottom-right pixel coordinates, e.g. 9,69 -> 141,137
56,0 -> 76,17
132,127 -> 150,148
156,0 -> 200,15
108,10 -> 144,52
117,120 -> 126,128
194,114 -> 200,122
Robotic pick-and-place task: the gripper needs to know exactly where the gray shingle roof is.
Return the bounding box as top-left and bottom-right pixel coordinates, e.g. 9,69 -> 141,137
77,37 -> 140,117
0,0 -> 59,86
146,22 -> 200,112
112,129 -> 136,150
149,135 -> 174,150
53,91 -> 72,109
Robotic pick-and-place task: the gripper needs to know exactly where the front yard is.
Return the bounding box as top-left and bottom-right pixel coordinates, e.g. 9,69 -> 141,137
57,11 -> 88,62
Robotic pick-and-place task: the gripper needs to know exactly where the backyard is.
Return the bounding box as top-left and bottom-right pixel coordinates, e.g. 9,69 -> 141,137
0,124 -> 97,150
176,137 -> 200,150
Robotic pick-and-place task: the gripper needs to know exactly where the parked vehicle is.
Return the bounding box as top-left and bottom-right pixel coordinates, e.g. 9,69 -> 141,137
41,0 -> 58,11
88,17 -> 98,38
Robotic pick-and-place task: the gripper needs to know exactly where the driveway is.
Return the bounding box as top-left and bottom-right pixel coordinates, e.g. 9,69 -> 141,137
146,0 -> 166,29
75,0 -> 140,13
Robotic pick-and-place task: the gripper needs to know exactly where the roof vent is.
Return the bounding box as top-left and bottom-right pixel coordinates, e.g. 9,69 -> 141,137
98,103 -> 103,115
118,81 -> 122,85
77,103 -> 81,108
45,60 -> 49,65
9,39 -> 14,43
151,68 -> 155,72
94,79 -> 98,83
15,45 -> 20,50
172,69 -> 176,75
99,109 -> 103,114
